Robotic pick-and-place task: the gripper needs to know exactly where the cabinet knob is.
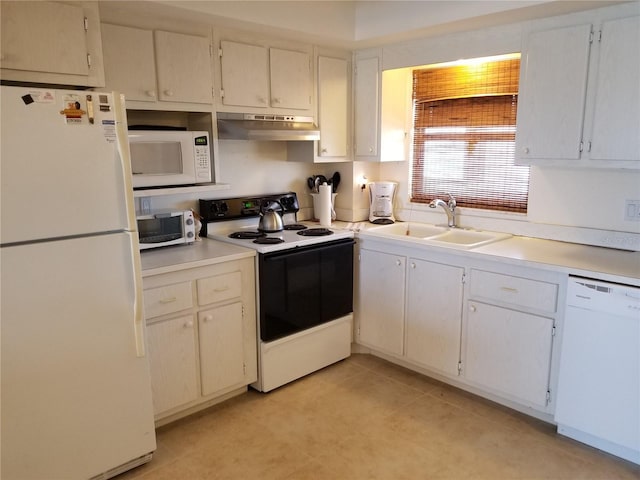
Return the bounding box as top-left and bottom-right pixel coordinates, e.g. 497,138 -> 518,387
321,148 -> 328,154
258,97 -> 267,104
410,262 -> 416,269
522,147 -> 530,154
272,97 -> 281,104
396,259 -> 402,266
145,90 -> 156,98
469,304 -> 477,313
164,90 -> 174,97
369,147 -> 374,153
184,320 -> 194,328
203,315 -> 213,323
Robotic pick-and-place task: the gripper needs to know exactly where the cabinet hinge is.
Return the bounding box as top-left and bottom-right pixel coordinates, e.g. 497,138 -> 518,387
241,304 -> 245,317
218,48 -> 223,58
598,30 -> 603,43
209,44 -> 213,57
587,141 -> 592,152
579,141 -> 584,153
461,273 -> 466,284
243,363 -> 247,375
84,17 -> 88,32
546,389 -> 551,405
551,325 -> 556,337
457,361 -> 463,375
220,89 -> 225,98
86,54 -> 92,68
589,29 -> 594,44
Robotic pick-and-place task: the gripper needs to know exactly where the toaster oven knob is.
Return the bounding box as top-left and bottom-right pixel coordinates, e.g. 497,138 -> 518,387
187,232 -> 195,238
186,218 -> 194,225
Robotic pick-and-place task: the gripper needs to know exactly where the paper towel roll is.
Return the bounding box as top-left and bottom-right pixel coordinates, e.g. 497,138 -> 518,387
318,183 -> 332,226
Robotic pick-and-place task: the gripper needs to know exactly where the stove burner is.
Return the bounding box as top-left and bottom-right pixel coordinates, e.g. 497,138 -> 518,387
253,237 -> 285,245
229,231 -> 265,239
283,224 -> 308,231
296,228 -> 334,237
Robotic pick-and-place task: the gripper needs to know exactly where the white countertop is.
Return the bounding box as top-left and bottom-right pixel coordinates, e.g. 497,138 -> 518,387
140,239 -> 255,277
140,221 -> 640,286
353,222 -> 640,286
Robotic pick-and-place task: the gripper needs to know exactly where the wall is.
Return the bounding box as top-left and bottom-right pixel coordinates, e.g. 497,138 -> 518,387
369,1 -> 640,250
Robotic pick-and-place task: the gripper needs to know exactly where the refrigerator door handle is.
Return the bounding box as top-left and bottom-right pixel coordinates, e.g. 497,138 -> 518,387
129,231 -> 146,358
114,91 -> 138,231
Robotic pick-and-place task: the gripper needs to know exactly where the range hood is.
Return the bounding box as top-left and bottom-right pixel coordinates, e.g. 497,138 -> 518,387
217,112 -> 320,141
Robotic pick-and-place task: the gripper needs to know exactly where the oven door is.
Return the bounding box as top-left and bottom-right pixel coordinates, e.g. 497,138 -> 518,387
258,239 -> 354,342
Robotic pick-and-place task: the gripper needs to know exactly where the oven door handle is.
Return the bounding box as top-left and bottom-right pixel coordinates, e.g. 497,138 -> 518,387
261,239 -> 355,261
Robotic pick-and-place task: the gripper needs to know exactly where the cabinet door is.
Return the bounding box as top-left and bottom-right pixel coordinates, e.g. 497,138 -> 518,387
318,56 -> 348,157
1,1 -> 88,76
146,315 -> 198,415
354,56 -> 380,159
589,15 -> 640,161
270,48 -> 312,110
101,24 -> 157,102
406,259 -> 464,376
220,40 -> 269,108
198,302 -> 245,396
358,249 -> 405,356
155,31 -> 213,104
464,302 -> 553,408
516,24 -> 592,161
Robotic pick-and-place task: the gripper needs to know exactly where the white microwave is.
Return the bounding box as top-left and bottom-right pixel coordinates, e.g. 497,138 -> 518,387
137,209 -> 196,250
128,130 -> 212,188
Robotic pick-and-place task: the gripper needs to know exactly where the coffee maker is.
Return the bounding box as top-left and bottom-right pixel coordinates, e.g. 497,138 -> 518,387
369,181 -> 397,224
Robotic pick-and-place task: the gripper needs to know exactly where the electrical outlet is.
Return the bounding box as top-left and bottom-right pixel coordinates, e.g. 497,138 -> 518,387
624,199 -> 640,222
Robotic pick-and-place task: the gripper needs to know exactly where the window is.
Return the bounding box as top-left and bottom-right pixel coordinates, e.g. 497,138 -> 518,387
411,54 -> 529,213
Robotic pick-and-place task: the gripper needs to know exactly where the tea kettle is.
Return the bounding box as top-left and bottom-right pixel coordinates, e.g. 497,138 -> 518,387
258,201 -> 284,232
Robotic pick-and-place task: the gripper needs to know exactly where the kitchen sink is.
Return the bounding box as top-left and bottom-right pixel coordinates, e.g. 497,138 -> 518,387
364,222 -> 512,249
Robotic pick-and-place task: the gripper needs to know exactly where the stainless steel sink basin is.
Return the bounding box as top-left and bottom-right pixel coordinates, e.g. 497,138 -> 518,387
365,222 -> 512,249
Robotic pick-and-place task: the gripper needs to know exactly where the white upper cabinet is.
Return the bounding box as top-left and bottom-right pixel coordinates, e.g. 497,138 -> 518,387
0,1 -> 104,87
219,41 -> 269,108
516,14 -> 640,167
218,39 -> 312,112
317,56 -> 349,158
354,53 -> 381,160
101,24 -> 213,109
588,16 -> 640,162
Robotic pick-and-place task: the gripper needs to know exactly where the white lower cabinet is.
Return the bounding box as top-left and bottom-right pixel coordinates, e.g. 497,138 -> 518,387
406,259 -> 464,376
356,239 -> 563,418
463,302 -> 554,409
357,244 -> 464,375
357,248 -> 406,356
143,257 -> 257,423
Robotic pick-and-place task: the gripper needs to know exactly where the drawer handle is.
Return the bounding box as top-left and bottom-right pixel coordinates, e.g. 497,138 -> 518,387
214,286 -> 230,292
500,287 -> 518,293
159,296 -> 177,304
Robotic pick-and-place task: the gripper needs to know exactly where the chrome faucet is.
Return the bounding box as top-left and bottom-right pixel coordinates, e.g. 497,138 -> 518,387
429,193 -> 457,227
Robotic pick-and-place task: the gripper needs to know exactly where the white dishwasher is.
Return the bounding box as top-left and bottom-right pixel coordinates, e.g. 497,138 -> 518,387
555,277 -> 640,465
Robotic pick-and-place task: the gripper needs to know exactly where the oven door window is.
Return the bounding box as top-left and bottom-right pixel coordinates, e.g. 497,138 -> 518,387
259,239 -> 354,342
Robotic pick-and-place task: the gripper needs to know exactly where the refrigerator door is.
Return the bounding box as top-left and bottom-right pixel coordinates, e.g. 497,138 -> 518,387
1,232 -> 156,479
0,86 -> 136,245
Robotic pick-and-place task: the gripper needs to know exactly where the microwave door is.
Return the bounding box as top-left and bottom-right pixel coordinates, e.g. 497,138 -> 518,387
130,141 -> 192,188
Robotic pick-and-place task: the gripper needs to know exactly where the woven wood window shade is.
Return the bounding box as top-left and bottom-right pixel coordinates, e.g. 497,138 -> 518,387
411,57 -> 530,213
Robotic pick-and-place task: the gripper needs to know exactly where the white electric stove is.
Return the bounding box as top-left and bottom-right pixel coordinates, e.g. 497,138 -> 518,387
200,193 -> 354,392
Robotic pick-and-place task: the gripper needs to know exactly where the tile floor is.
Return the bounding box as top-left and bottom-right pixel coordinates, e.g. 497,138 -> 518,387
118,354 -> 639,479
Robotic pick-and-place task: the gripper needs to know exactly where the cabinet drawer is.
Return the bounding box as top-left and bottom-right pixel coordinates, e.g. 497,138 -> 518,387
469,270 -> 558,313
144,282 -> 193,318
197,271 -> 242,306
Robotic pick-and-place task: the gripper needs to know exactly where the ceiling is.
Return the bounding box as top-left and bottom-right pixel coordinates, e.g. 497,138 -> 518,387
148,0 -> 625,48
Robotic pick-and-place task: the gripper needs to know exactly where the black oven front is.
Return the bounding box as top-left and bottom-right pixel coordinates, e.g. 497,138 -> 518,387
258,238 -> 355,342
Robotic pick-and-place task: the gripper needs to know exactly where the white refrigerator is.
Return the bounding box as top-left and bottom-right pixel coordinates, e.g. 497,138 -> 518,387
1,86 -> 156,479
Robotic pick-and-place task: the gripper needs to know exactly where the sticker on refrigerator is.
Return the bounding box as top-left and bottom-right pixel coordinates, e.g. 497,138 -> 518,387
102,120 -> 117,144
59,94 -> 87,125
21,90 -> 56,105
